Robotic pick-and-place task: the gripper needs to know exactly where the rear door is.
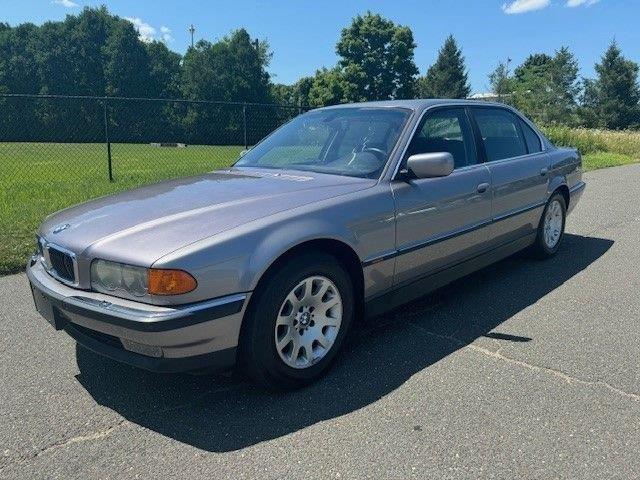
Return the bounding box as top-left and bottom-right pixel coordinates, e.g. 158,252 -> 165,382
470,107 -> 549,246
392,107 -> 492,286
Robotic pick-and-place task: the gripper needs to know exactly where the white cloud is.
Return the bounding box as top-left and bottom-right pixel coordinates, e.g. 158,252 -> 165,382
52,0 -> 79,7
502,0 -> 551,14
160,26 -> 174,43
124,18 -> 174,44
566,0 -> 599,7
125,17 -> 156,43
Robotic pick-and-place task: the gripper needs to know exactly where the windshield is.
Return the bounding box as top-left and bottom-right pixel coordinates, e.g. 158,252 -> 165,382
235,107 -> 410,178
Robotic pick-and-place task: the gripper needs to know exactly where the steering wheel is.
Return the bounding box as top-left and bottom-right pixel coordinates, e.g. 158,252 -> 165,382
361,147 -> 387,161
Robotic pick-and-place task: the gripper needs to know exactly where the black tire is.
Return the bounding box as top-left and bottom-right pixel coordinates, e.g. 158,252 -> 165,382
531,192 -> 567,258
239,252 -> 354,390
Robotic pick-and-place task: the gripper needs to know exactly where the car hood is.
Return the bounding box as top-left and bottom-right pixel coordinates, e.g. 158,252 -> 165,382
40,167 -> 375,266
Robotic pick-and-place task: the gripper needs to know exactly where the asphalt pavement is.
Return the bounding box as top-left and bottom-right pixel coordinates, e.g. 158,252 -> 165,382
1,164 -> 639,479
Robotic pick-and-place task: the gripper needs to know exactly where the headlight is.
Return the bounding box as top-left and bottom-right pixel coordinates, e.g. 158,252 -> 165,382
92,260 -> 148,297
121,264 -> 148,297
91,259 -> 197,297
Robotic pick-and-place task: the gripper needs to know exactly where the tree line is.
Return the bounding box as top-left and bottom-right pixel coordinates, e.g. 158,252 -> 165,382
277,12 -> 639,130
0,7 -> 283,144
0,7 -> 639,145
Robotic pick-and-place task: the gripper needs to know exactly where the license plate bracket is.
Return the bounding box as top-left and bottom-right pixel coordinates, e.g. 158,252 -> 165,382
30,283 -> 63,330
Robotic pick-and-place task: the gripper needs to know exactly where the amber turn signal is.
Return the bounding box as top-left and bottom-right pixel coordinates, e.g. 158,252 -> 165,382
148,269 -> 197,295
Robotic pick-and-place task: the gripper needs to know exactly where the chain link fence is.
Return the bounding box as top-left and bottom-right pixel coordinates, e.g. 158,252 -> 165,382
0,93 -> 308,274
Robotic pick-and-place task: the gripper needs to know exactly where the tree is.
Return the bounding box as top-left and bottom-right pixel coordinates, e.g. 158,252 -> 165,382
580,40 -> 640,129
270,76 -> 314,107
336,12 -> 418,101
417,35 -> 470,99
181,29 -> 273,144
295,77 -> 314,107
62,7 -> 114,96
181,29 -> 271,103
271,83 -> 297,105
489,61 -> 513,101
0,22 -> 40,94
547,47 -> 580,123
145,41 -> 181,99
510,48 -> 579,125
513,53 -> 552,83
103,20 -> 151,97
308,67 -> 348,106
270,81 -> 308,125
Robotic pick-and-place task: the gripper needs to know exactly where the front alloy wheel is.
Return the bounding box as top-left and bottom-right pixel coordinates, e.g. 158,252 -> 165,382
275,276 -> 343,369
240,252 -> 354,390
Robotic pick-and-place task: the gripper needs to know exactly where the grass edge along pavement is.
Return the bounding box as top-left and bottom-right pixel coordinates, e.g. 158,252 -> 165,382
1,130 -> 639,275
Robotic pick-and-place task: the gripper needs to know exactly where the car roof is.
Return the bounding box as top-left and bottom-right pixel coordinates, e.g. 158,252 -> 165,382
316,98 -> 508,113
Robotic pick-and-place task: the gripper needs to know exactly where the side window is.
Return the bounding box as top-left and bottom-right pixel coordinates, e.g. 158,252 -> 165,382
519,119 -> 542,154
406,108 -> 477,169
473,109 -> 527,161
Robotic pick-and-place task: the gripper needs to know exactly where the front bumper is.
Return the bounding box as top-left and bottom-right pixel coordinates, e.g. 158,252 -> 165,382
27,258 -> 250,373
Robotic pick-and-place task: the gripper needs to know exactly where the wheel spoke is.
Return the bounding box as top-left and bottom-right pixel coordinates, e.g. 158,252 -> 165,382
276,315 -> 293,327
315,333 -> 330,350
303,337 -> 315,360
315,314 -> 340,328
314,280 -> 330,299
277,331 -> 293,351
285,291 -> 300,311
322,295 -> 340,312
302,278 -> 314,302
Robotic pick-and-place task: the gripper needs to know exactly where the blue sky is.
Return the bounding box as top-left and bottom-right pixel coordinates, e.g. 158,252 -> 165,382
2,0 -> 639,93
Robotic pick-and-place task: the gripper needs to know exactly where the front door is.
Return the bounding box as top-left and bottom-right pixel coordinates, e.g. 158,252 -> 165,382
392,107 -> 493,287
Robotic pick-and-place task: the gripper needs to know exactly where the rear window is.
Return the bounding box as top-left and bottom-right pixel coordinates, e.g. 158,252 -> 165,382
520,119 -> 542,154
473,109 -> 527,162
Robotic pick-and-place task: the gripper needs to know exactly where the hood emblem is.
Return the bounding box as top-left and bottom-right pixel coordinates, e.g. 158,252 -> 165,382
52,223 -> 70,234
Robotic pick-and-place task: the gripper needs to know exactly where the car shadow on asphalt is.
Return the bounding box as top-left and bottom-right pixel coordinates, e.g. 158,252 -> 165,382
74,233 -> 613,452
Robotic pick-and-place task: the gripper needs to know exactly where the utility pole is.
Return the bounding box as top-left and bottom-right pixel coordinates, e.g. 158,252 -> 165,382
188,24 -> 196,48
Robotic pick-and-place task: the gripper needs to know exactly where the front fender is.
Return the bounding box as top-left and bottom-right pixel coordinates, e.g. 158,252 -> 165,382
244,218 -> 358,291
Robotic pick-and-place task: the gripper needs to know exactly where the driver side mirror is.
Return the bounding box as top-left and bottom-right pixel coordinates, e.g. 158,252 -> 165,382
404,152 -> 454,179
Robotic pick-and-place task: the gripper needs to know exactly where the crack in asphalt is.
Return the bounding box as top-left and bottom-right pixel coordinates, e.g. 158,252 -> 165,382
0,383 -> 246,473
583,212 -> 640,238
407,322 -> 640,403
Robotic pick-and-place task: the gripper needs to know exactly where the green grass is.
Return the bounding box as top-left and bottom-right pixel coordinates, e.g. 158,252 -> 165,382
542,125 -> 640,171
0,142 -> 241,275
582,151 -> 639,171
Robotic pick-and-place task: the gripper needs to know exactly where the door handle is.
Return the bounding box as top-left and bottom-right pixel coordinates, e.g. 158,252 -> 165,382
540,167 -> 549,176
476,182 -> 490,194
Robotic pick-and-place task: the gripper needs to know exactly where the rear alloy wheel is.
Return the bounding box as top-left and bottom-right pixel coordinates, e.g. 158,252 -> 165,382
543,199 -> 564,249
240,253 -> 353,390
532,192 -> 567,258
